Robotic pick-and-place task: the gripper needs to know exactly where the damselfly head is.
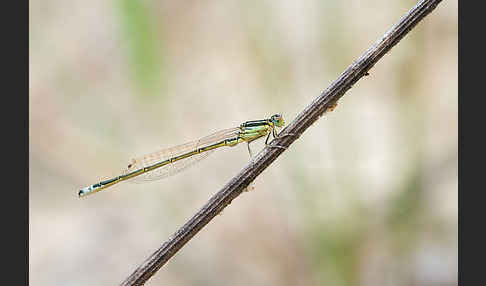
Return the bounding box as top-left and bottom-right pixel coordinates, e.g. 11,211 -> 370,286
271,114 -> 285,127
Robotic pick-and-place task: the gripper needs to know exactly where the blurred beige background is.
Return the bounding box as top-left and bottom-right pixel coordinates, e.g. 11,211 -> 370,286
29,0 -> 457,285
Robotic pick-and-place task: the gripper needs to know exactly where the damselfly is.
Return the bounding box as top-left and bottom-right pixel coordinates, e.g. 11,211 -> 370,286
78,114 -> 285,197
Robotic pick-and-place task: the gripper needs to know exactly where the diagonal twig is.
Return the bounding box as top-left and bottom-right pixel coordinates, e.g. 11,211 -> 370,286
121,0 -> 443,285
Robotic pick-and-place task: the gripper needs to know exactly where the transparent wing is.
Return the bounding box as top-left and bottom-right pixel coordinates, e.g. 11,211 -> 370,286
122,127 -> 241,183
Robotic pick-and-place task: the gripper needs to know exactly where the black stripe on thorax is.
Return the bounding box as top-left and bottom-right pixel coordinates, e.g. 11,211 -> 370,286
241,119 -> 271,128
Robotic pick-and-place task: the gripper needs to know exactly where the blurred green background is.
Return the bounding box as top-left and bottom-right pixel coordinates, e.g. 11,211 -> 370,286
29,0 -> 457,285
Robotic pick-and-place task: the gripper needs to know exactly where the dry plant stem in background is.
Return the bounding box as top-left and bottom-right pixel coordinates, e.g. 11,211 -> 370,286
121,0 -> 444,285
